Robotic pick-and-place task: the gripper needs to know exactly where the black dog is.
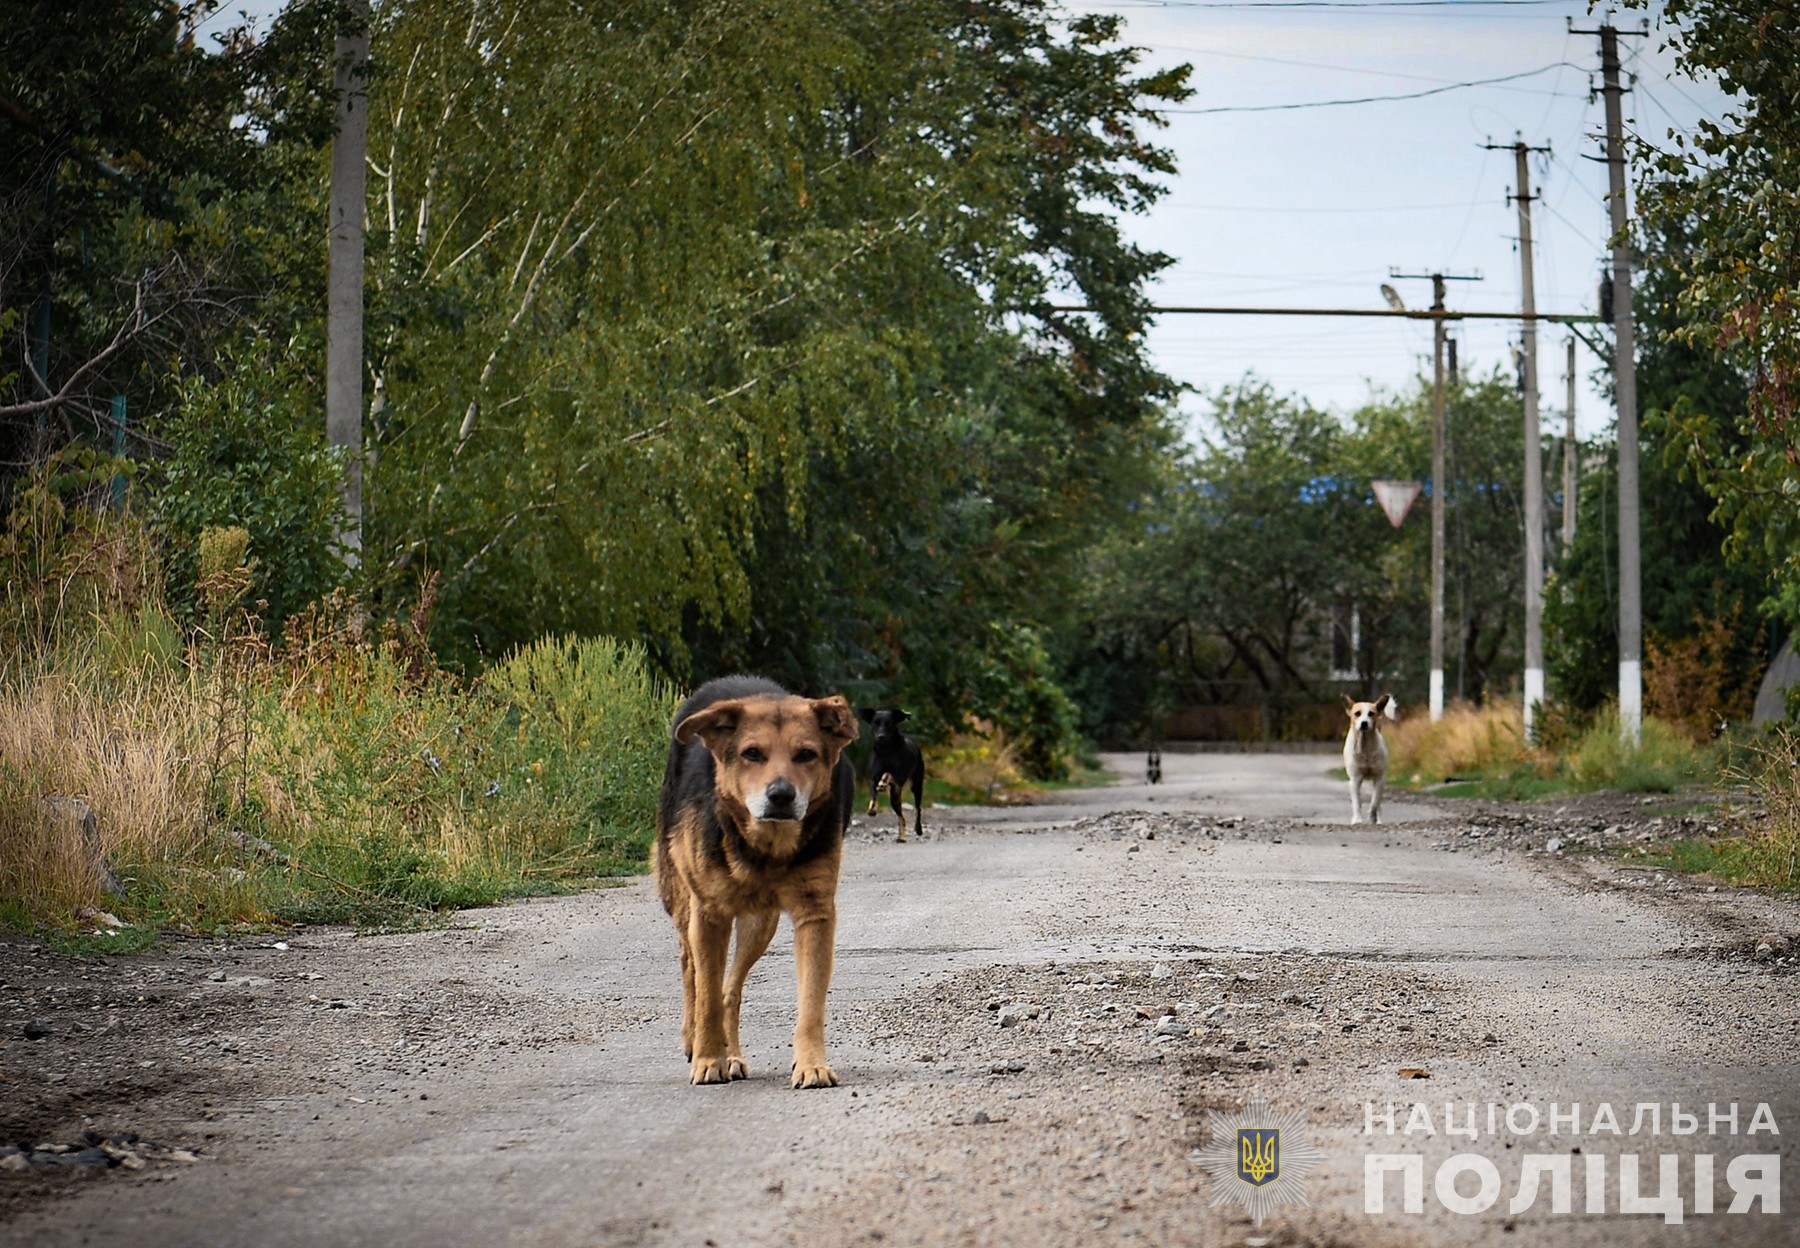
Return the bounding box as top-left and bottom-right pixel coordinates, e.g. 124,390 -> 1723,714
858,708 -> 925,843
1146,746 -> 1162,785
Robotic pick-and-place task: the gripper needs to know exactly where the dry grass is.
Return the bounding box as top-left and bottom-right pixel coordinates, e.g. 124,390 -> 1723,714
0,643 -> 213,927
1385,697 -> 1720,798
1732,729 -> 1800,889
0,605 -> 678,933
1384,700 -> 1530,785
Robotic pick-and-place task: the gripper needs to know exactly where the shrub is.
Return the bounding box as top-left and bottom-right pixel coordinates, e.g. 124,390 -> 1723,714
0,638 -> 220,930
965,623 -> 1080,781
1733,728 -> 1800,889
1566,707 -> 1716,793
150,340 -> 345,628
0,450 -> 159,655
925,718 -> 1025,800
1385,701 -> 1528,785
1385,698 -> 1719,795
246,630 -> 676,916
481,635 -> 677,868
1643,606 -> 1759,743
0,527 -> 678,933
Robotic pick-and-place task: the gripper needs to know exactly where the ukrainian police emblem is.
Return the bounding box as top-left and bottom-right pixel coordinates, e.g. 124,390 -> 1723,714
1238,1127 -> 1279,1186
1193,1092 -> 1325,1226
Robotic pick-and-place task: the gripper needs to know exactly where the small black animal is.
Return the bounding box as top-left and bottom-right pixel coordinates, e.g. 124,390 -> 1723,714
1146,746 -> 1163,785
858,708 -> 925,843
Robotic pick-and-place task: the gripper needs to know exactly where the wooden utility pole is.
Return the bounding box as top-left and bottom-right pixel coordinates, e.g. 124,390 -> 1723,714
1574,16 -> 1648,743
1389,269 -> 1482,721
1563,335 -> 1578,549
327,1 -> 371,569
1487,136 -> 1552,736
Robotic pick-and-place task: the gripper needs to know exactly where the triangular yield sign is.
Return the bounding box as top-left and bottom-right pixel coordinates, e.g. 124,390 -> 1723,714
1371,479 -> 1423,528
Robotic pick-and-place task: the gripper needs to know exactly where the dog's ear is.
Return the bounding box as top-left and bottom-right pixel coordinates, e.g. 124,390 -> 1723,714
857,706 -> 877,724
1379,693 -> 1398,719
895,709 -> 910,722
675,699 -> 748,752
1342,693 -> 1356,716
810,695 -> 860,747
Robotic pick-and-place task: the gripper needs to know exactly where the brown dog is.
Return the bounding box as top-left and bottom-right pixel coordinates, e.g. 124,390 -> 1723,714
653,675 -> 859,1088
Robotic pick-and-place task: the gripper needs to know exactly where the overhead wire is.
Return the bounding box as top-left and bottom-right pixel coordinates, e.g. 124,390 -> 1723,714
1161,61 -> 1582,113
1087,0 -> 1568,11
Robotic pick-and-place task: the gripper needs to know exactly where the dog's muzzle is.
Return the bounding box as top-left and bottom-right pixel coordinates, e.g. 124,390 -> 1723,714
749,778 -> 808,822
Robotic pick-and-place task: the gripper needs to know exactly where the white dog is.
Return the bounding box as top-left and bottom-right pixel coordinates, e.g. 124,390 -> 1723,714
1342,693 -> 1397,824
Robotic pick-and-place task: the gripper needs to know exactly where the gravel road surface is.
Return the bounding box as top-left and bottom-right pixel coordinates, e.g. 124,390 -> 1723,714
3,751 -> 1796,1246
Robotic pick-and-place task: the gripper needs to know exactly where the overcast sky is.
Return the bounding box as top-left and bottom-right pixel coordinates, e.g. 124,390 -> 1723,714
1065,0 -> 1731,440
196,1 -> 1730,442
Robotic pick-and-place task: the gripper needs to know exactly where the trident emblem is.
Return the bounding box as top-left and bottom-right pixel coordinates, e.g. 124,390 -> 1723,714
1237,1128 -> 1280,1187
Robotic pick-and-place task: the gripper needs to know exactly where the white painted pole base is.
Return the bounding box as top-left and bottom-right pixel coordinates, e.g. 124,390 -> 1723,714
1523,667 -> 1545,741
1619,659 -> 1642,746
1429,669 -> 1444,722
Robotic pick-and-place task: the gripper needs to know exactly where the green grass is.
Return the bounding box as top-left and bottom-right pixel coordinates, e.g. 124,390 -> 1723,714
1429,767 -> 1572,801
1616,835 -> 1800,893
915,759 -> 1114,807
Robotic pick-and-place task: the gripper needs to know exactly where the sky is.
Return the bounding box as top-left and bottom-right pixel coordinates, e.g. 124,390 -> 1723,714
194,1 -> 1733,442
1062,0 -> 1733,440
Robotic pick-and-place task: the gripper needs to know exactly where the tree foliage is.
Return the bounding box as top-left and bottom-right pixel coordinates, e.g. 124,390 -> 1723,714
1632,0 -> 1800,623
314,0 -> 1189,766
1070,372 -> 1532,742
1544,221 -> 1767,716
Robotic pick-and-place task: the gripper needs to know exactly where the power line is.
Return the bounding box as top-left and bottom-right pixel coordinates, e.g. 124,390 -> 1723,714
1089,1 -> 1566,9
1147,44 -> 1576,97
1162,62 -> 1579,114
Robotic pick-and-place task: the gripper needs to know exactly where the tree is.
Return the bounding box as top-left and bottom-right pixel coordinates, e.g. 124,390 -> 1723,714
1068,370 -> 1532,743
1630,0 -> 1800,624
1545,219 -> 1768,718
0,1 -> 258,471
325,0 -> 1188,707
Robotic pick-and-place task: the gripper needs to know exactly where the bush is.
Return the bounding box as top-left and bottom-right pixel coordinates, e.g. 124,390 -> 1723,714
1567,707 -> 1718,794
0,516 -> 678,934
1385,701 -> 1528,785
1385,699 -> 1719,796
924,719 -> 1025,801
246,630 -> 676,916
0,631 -> 224,931
0,450 -> 159,655
150,340 -> 345,628
965,623 -> 1081,781
1643,605 -> 1760,743
481,635 -> 677,867
1733,728 -> 1800,889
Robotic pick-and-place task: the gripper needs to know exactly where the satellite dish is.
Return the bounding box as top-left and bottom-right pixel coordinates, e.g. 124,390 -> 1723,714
1380,284 -> 1406,313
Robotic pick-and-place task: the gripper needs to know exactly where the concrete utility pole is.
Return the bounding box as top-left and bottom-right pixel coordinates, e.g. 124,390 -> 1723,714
1389,269 -> 1482,722
1487,136 -> 1553,737
1574,16 -> 1648,743
327,0 -> 371,569
1563,335 -> 1578,549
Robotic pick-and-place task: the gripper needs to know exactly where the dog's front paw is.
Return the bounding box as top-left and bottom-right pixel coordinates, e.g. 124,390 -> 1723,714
726,1055 -> 749,1081
791,1062 -> 838,1089
690,1055 -> 733,1085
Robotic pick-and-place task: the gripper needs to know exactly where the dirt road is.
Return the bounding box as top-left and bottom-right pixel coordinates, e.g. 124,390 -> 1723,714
4,752 -> 1797,1246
